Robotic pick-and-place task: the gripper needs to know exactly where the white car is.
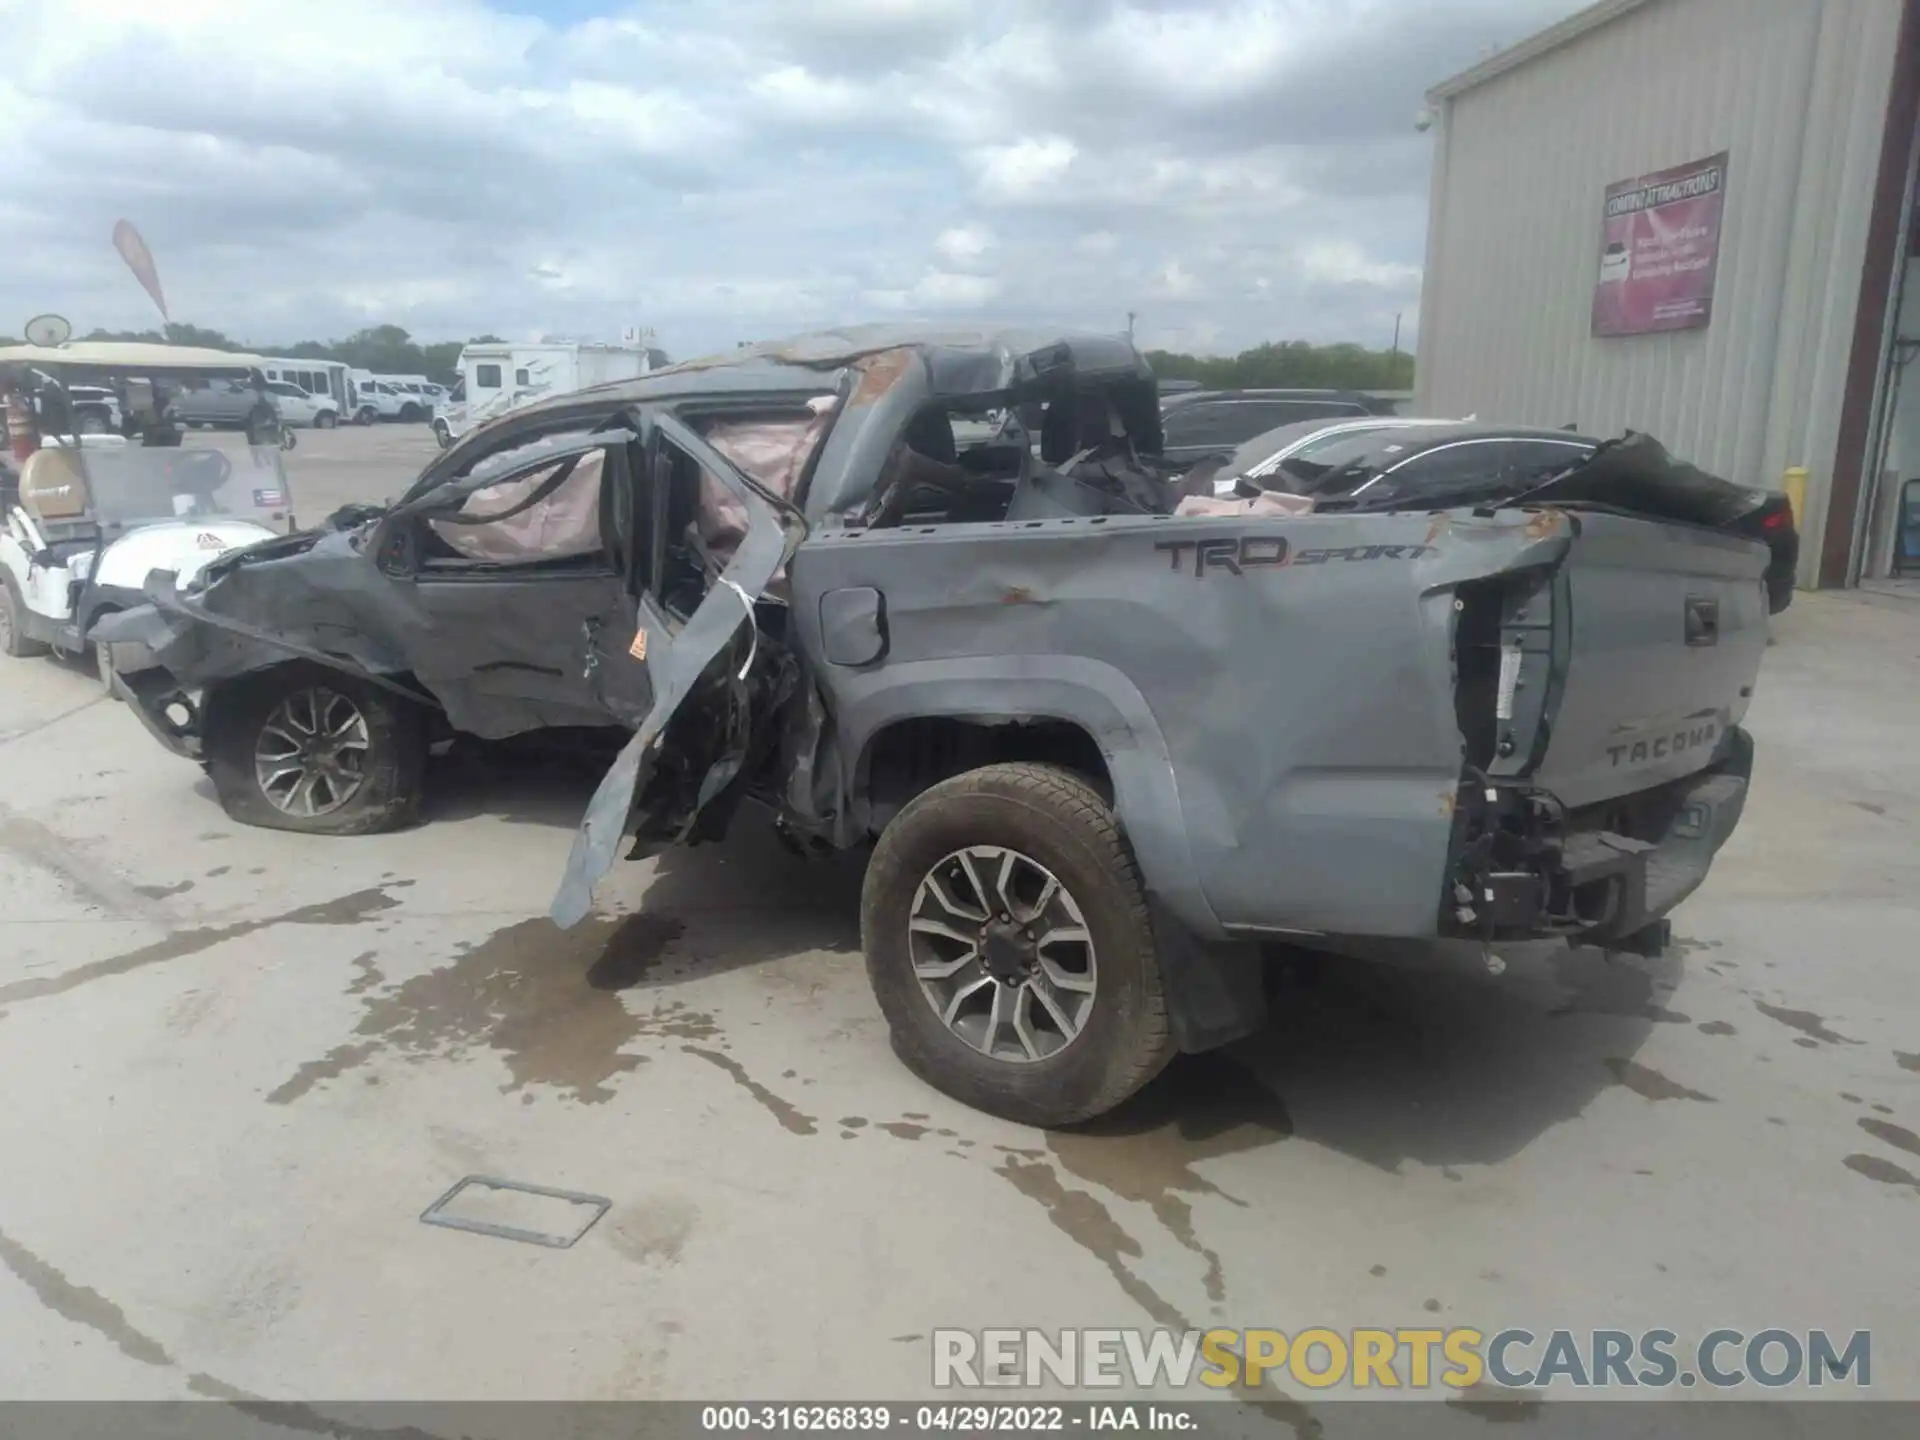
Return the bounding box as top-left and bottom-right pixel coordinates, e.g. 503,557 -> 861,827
265,381 -> 339,429
350,381 -> 410,425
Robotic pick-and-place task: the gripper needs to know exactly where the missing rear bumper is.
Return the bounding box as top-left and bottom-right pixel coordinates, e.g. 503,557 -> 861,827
1445,727 -> 1753,946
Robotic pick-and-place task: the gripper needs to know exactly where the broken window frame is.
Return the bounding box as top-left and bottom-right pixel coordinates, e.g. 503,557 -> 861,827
373,424 -> 639,580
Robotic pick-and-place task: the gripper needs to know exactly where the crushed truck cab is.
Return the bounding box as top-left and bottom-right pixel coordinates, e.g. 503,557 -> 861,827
93,326 -> 1773,1127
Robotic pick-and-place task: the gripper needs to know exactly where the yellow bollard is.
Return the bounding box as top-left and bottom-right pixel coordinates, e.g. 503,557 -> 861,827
1782,467 -> 1808,532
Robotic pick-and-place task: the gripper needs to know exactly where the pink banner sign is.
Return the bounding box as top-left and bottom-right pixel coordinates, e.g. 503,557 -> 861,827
1591,152 -> 1728,338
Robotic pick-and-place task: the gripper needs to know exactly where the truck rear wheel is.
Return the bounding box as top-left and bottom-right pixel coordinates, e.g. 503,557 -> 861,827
203,663 -> 425,835
861,762 -> 1173,1127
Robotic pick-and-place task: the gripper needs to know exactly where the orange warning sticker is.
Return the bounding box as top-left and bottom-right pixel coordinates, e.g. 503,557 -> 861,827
629,629 -> 648,661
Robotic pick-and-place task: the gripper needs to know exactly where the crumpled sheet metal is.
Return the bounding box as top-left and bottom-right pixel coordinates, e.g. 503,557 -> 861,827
1519,430 -> 1765,528
651,325 -> 1148,396
550,422 -> 801,930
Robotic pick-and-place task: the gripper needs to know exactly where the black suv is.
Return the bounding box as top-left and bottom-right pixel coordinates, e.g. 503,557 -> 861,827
1157,388 -> 1396,464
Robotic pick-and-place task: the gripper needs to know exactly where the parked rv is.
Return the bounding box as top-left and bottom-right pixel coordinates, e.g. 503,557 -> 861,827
434,340 -> 660,446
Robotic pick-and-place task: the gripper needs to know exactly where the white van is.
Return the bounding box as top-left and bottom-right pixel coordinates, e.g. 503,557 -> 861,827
262,358 -> 350,419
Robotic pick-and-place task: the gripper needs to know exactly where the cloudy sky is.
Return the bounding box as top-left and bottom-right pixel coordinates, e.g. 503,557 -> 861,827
3,0 -> 1585,359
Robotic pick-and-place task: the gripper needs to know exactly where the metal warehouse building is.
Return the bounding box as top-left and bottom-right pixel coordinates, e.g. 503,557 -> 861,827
1414,0 -> 1920,590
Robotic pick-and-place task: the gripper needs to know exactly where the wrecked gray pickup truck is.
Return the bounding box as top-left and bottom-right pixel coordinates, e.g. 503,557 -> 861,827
95,326 -> 1771,1126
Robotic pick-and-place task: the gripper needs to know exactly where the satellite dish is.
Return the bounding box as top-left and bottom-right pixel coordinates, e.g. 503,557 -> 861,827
24,314 -> 72,347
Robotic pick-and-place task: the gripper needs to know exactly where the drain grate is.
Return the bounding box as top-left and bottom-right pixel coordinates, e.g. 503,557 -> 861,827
419,1175 -> 611,1249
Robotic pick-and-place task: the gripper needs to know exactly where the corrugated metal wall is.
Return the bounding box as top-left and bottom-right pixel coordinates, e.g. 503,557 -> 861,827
1413,0 -> 1905,585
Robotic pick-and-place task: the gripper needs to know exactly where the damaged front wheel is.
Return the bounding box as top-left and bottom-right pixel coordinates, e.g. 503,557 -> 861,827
202,663 -> 426,835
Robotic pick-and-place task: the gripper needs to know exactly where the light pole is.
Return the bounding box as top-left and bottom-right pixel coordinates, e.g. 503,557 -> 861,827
1391,312 -> 1403,354
1126,311 -> 1136,342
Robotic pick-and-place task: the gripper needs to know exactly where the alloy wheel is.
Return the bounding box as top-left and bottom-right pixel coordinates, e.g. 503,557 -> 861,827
907,845 -> 1098,1063
254,686 -> 372,817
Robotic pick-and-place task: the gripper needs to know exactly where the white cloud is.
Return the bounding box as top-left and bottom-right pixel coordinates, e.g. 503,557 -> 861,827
912,270 -> 1000,307
1297,241 -> 1424,290
933,225 -> 994,268
0,0 -> 1587,356
747,65 -> 874,126
967,136 -> 1077,203
1155,261 -> 1199,300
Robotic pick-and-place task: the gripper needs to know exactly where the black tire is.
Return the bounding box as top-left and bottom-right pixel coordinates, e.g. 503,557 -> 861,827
398,403 -> 423,423
861,762 -> 1173,1127
202,663 -> 426,835
75,410 -> 110,436
432,419 -> 451,449
1,573 -> 52,658
355,407 -> 377,426
315,410 -> 338,430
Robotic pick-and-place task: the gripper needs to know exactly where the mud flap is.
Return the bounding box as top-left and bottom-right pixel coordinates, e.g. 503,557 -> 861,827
1149,899 -> 1268,1053
549,419 -> 801,930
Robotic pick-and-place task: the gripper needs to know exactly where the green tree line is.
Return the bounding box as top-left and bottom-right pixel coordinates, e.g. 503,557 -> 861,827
1146,340 -> 1413,391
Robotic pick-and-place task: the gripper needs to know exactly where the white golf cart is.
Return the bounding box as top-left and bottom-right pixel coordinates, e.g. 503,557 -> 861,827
0,442 -> 293,684
0,341 -> 299,682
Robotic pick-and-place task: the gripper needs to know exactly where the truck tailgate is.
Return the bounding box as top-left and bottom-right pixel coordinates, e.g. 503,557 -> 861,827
1522,512 -> 1769,809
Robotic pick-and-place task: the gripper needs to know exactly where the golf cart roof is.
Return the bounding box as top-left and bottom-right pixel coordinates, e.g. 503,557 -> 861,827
0,342 -> 271,378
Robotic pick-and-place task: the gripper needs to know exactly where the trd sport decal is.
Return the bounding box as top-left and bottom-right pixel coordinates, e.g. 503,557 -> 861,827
1153,537 -> 1435,577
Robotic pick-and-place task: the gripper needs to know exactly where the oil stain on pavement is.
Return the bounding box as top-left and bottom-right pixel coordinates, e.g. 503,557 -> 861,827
995,1150 -> 1318,1438
0,1225 -> 444,1437
1857,1117 -> 1920,1157
1043,1052 -> 1293,1304
1604,1059 -> 1716,1103
682,1047 -> 817,1135
267,911 -> 710,1106
1752,1000 -> 1860,1046
0,884 -> 410,1006
0,1225 -> 172,1367
1843,1153 -> 1920,1188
